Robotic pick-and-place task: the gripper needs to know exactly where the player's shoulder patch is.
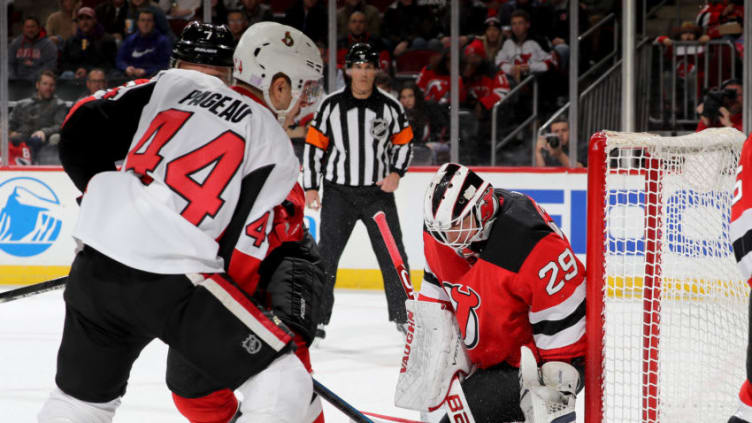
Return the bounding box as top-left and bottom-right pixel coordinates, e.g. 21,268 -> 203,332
480,189 -> 554,273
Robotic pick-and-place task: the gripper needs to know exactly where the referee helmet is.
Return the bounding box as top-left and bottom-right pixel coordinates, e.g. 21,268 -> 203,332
171,22 -> 235,68
345,43 -> 379,68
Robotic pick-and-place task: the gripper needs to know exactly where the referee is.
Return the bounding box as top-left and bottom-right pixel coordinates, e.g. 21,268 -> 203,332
303,43 -> 413,334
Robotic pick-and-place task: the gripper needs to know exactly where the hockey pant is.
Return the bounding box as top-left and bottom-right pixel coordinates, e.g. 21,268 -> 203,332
319,181 -> 409,324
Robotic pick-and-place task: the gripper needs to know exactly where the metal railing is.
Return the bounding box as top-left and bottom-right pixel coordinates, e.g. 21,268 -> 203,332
537,37 -> 653,164
578,13 -> 620,82
651,39 -> 738,129
490,74 -> 538,166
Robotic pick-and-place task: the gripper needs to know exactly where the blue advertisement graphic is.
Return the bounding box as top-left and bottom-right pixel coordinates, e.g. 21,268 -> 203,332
0,177 -> 62,257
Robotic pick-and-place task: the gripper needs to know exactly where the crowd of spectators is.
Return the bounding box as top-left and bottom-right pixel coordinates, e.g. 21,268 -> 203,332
8,0 -> 739,167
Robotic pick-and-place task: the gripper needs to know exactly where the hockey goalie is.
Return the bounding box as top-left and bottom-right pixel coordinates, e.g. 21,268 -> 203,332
395,163 -> 585,422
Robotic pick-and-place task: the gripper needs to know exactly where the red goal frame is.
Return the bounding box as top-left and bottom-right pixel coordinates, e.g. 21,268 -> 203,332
585,132 -> 663,423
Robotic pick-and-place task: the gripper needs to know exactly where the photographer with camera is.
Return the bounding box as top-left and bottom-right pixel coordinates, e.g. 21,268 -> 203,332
535,115 -> 587,167
696,78 -> 743,132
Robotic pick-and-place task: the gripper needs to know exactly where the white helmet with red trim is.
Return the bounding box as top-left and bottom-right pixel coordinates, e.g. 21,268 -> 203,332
233,21 -> 323,116
424,163 -> 498,252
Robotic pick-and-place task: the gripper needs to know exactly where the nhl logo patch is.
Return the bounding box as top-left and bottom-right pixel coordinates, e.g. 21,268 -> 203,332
282,31 -> 294,47
370,118 -> 388,140
241,334 -> 262,355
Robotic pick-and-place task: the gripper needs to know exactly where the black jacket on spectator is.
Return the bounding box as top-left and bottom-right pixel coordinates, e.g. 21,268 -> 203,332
282,0 -> 328,44
96,0 -> 130,40
382,1 -> 438,48
60,25 -> 118,74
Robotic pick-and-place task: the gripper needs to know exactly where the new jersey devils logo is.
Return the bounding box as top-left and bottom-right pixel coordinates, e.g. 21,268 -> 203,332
443,282 -> 481,349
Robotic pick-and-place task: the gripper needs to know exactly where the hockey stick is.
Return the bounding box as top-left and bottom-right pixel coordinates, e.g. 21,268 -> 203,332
372,211 -> 415,300
313,378 -> 374,423
0,276 -> 67,304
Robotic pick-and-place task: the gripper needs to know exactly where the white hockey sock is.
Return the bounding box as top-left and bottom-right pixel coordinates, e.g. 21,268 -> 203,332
38,387 -> 120,423
235,353 -> 313,423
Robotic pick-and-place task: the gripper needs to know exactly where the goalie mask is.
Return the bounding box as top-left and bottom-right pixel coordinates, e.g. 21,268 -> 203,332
424,163 -> 498,252
233,22 -> 324,117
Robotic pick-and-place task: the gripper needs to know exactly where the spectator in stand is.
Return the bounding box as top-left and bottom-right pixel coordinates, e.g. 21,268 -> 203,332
157,0 -> 200,19
239,0 -> 273,27
337,0 -> 381,37
498,0 -> 553,36
9,70 -> 69,165
535,116 -> 586,167
697,0 -> 743,43
78,68 -> 108,99
95,0 -> 129,43
538,0 -> 587,72
376,71 -> 397,98
60,7 -> 118,80
116,9 -> 171,78
8,17 -> 58,81
463,16 -> 505,66
382,0 -> 442,56
495,10 -> 554,83
398,82 -> 448,164
125,0 -> 171,39
46,0 -> 81,46
282,0 -> 327,44
416,51 -> 467,105
655,21 -> 706,116
226,9 -> 249,44
696,78 -> 743,132
337,10 -> 391,71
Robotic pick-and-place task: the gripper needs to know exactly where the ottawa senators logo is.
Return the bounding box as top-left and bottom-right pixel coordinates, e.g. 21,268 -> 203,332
282,31 -> 294,47
443,282 -> 481,349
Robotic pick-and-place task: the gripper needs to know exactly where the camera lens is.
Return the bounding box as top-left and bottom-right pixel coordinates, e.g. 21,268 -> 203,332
546,135 -> 560,149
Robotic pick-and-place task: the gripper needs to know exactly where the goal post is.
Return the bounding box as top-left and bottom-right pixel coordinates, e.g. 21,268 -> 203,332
585,128 -> 748,423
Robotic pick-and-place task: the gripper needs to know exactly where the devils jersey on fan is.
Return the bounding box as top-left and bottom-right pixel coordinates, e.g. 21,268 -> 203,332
731,134 -> 752,284
60,69 -> 300,278
419,189 -> 586,369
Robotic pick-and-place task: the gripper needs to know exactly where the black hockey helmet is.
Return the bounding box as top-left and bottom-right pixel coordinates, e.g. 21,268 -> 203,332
345,43 -> 379,68
171,22 -> 235,68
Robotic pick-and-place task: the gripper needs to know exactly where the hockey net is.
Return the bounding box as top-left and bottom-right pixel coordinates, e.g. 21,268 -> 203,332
585,128 -> 748,423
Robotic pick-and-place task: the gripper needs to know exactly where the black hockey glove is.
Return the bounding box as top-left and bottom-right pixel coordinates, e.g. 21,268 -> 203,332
257,232 -> 327,345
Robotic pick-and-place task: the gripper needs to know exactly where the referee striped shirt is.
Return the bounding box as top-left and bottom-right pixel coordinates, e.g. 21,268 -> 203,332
302,86 -> 413,190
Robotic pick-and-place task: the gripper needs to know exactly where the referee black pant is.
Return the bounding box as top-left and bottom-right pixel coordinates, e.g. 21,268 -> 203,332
319,180 -> 409,325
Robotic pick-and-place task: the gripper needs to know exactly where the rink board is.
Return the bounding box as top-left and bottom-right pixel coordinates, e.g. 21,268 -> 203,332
0,167 -> 590,286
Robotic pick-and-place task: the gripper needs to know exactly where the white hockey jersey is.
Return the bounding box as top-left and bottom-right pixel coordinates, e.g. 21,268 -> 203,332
60,69 -> 299,275
494,37 -> 555,75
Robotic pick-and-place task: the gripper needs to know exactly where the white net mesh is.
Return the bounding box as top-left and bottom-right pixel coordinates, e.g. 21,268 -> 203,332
598,128 -> 748,422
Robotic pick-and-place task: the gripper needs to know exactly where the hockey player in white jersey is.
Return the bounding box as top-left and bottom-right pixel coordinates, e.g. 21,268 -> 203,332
164,22 -> 326,423
38,21 -> 324,423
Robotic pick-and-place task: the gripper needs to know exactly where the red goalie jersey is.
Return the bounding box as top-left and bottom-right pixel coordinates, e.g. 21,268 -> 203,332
731,133 -> 752,284
419,189 -> 586,369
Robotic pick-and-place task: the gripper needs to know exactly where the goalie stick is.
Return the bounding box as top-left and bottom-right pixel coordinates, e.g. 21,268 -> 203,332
372,211 -> 415,299
0,275 -> 67,304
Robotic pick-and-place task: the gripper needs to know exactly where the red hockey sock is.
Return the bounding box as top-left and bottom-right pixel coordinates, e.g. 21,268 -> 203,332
172,389 -> 238,423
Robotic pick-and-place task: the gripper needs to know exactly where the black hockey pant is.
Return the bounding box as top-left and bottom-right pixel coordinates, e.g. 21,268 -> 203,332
318,180 -> 409,325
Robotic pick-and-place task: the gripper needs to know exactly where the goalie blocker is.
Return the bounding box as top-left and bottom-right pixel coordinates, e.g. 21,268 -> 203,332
394,163 -> 586,421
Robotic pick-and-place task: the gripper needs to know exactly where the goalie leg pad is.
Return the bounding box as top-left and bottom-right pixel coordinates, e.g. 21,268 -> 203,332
519,346 -> 578,423
394,299 -> 472,410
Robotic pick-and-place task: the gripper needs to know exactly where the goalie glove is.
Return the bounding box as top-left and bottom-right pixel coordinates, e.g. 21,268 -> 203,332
519,346 -> 578,423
